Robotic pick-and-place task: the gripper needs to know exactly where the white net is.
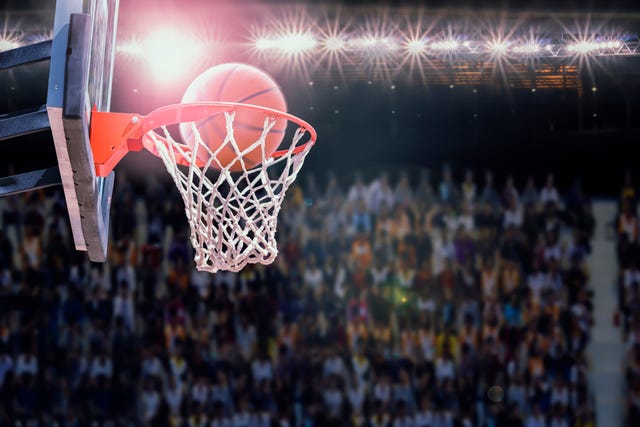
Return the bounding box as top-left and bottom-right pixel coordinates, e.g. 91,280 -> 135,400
146,110 -> 314,273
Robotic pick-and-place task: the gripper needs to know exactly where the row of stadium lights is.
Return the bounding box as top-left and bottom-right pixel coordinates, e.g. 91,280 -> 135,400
1,29 -> 627,85
111,29 -> 628,82
0,30 -> 625,56
253,32 -> 625,56
0,30 -> 628,63
0,28 -> 630,59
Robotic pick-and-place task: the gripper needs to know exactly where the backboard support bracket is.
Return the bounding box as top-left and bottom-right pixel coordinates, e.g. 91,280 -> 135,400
0,167 -> 62,197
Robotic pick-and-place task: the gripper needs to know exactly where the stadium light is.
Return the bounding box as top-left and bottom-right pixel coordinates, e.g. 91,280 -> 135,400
278,32 -> 317,54
142,29 -> 204,81
0,32 -> 22,52
255,37 -> 276,50
601,40 -> 622,49
323,36 -> 346,52
513,43 -> 540,54
488,39 -> 509,55
430,39 -> 459,51
350,36 -> 397,51
256,32 -> 317,54
567,40 -> 600,54
406,38 -> 428,55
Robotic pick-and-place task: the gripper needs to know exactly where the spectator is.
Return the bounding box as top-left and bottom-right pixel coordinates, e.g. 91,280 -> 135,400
462,170 -> 476,206
393,369 -> 417,414
352,198 -> 373,235
323,347 -> 347,380
395,172 -> 414,207
347,173 -> 369,205
439,167 -> 458,205
415,169 -> 436,209
89,352 -> 113,380
502,175 -> 520,208
480,170 -> 500,209
435,347 -> 456,382
373,375 -> 393,409
618,197 -> 639,244
415,396 -> 434,427
323,376 -> 344,422
113,282 -> 136,332
540,174 -> 560,207
0,351 -> 13,389
521,176 -> 539,207
140,379 -> 161,423
351,229 -> 373,270
347,372 -> 366,420
190,377 -> 209,408
525,405 -> 546,427
15,351 -> 38,377
504,196 -> 524,229
368,173 -> 395,214
252,352 -> 273,385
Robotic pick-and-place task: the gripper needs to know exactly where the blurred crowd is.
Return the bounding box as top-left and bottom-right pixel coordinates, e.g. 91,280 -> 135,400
616,172 -> 640,427
0,166 -> 596,427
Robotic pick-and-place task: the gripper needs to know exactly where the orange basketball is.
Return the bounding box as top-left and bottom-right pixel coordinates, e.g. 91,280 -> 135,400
180,63 -> 287,172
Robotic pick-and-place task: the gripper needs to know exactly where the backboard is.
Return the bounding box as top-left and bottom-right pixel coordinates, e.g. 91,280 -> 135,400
47,0 -> 119,261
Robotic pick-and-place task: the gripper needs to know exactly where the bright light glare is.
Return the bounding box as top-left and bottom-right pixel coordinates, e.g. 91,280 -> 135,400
430,39 -> 459,51
256,32 -> 317,54
567,41 -> 600,54
513,43 -> 540,54
279,32 -> 317,54
350,36 -> 397,50
0,33 -> 22,52
462,41 -> 471,48
144,29 -> 203,81
255,38 -> 275,50
488,40 -> 509,54
323,36 -> 346,51
406,39 -> 427,54
601,40 -> 622,49
117,38 -> 144,56
350,36 -> 376,48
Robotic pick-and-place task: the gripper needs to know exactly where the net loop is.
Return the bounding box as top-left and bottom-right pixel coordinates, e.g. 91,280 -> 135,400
145,106 -> 315,273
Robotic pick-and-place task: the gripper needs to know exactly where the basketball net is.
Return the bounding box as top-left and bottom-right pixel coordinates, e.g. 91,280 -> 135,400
146,109 -> 314,273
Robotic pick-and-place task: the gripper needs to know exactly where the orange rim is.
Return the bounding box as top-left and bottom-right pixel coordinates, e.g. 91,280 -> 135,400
139,102 -> 317,167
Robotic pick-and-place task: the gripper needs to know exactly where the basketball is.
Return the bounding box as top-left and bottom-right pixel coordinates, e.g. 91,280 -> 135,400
180,63 -> 288,171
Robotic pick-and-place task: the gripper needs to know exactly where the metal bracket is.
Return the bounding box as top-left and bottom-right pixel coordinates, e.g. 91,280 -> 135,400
0,167 -> 62,197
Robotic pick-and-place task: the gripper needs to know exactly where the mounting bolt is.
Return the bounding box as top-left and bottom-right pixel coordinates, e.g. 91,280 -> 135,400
131,116 -> 139,124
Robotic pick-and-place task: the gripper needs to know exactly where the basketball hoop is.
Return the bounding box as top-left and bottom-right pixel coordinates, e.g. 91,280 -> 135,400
89,102 -> 317,273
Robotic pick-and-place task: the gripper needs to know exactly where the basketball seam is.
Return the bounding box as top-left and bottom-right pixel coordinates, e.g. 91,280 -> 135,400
216,64 -> 241,100
186,65 -> 241,142
184,66 -> 286,166
236,87 -> 279,104
210,64 -> 240,141
196,86 -> 284,140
